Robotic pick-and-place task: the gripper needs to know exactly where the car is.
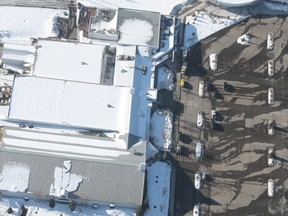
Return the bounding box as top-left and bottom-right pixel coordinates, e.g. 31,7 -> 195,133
193,204 -> 200,216
195,142 -> 204,159
237,33 -> 251,46
267,118 -> 275,135
268,88 -> 274,105
268,148 -> 275,166
268,179 -> 274,197
267,32 -> 274,50
268,60 -> 274,76
194,171 -> 201,190
182,49 -> 188,61
181,62 -> 187,74
197,111 -> 204,128
198,80 -> 205,97
180,79 -> 185,87
209,53 -> 218,71
211,110 -> 216,120
176,145 -> 183,154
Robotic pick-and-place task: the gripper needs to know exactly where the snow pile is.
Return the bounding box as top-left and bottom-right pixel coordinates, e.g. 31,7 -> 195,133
78,0 -> 188,15
237,33 -> 251,45
119,19 -> 153,45
145,161 -> 172,216
184,11 -> 247,48
157,67 -> 175,91
0,197 -> 136,216
50,161 -> 83,197
0,7 -> 68,42
150,109 -> 173,150
0,162 -> 30,193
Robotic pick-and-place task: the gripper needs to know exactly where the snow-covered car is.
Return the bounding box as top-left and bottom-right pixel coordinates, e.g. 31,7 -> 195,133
267,32 -> 274,50
193,204 -> 200,216
197,111 -> 204,128
176,145 -> 183,154
268,148 -> 275,166
268,88 -> 274,105
209,53 -> 218,71
202,172 -> 207,180
268,118 -> 275,135
195,142 -> 204,159
211,110 -> 216,120
198,80 -> 205,97
194,171 -> 201,190
268,179 -> 274,197
237,33 -> 251,46
268,60 -> 274,76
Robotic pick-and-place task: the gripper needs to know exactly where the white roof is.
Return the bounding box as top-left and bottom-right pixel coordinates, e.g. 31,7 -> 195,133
9,76 -> 132,133
32,40 -> 106,84
113,45 -> 137,87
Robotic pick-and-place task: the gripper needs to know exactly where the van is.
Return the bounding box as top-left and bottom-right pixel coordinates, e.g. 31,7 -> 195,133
209,53 -> 218,71
267,32 -> 274,50
181,62 -> 187,74
268,179 -> 274,197
194,171 -> 201,190
198,80 -> 205,97
268,60 -> 274,76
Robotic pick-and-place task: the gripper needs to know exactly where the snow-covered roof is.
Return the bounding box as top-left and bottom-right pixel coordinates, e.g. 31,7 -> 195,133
117,8 -> 161,47
32,39 -> 106,84
8,76 -> 151,147
0,129 -> 158,206
9,76 -> 130,131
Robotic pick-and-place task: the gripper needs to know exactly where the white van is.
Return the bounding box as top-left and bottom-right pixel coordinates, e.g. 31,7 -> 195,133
209,53 -> 218,71
267,32 -> 274,50
198,80 -> 205,97
268,60 -> 274,76
268,179 -> 274,197
268,88 -> 274,105
194,171 -> 201,190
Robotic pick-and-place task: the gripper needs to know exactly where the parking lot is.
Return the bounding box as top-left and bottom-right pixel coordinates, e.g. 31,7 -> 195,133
174,16 -> 288,216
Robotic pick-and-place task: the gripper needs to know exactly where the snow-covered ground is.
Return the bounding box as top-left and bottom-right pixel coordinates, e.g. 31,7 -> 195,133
150,109 -> 173,150
157,67 -> 175,91
78,0 -> 192,15
184,11 -> 248,48
0,198 -> 136,216
264,1 -> 288,12
0,7 -> 68,43
145,161 -> 172,216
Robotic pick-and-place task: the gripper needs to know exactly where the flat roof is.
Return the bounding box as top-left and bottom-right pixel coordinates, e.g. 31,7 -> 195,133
117,8 -> 161,47
32,39 -> 106,84
8,76 -> 132,133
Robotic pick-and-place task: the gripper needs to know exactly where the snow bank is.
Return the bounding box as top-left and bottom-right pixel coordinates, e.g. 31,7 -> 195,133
0,7 -> 68,42
145,161 -> 172,216
0,162 -> 30,193
150,109 -> 173,150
